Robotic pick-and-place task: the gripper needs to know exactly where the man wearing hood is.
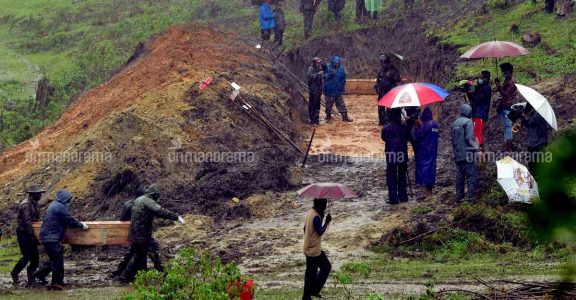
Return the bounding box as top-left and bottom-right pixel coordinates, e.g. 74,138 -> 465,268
11,185 -> 45,287
323,55 -> 353,122
375,54 -> 401,125
122,184 -> 184,282
302,198 -> 332,300
413,107 -> 439,199
34,190 -> 88,290
451,104 -> 479,203
112,186 -> 165,278
382,108 -> 410,204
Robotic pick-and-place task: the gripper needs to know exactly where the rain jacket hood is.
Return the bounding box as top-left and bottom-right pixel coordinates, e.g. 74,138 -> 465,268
55,190 -> 73,208
146,184 -> 161,201
421,107 -> 433,122
460,104 -> 472,118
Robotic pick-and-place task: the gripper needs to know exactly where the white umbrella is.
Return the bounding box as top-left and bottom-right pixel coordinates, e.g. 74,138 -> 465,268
496,156 -> 539,203
515,84 -> 558,131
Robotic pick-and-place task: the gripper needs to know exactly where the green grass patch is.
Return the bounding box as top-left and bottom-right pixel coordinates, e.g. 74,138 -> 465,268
0,236 -> 21,273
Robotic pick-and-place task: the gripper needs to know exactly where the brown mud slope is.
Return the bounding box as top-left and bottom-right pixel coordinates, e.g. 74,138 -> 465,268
0,25 -> 303,222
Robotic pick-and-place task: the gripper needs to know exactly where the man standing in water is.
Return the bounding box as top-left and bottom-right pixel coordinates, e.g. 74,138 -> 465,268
302,198 -> 332,300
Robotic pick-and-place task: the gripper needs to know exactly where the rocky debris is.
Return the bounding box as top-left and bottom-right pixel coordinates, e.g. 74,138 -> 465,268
521,31 -> 542,48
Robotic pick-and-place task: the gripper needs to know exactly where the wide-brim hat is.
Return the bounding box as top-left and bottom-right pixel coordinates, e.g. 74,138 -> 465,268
27,185 -> 46,194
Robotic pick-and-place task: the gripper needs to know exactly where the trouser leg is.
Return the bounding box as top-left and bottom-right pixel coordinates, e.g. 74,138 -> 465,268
12,231 -> 33,277
274,28 -> 284,46
309,92 -> 321,123
325,96 -> 335,118
302,255 -> 320,300
314,251 -> 332,295
386,161 -> 399,204
148,239 -> 164,273
303,11 -> 314,38
114,247 -> 135,276
124,243 -> 148,282
500,109 -> 512,142
43,242 -> 64,285
378,106 -> 387,125
398,162 -> 408,202
334,95 -> 348,116
466,161 -> 478,202
455,161 -> 466,202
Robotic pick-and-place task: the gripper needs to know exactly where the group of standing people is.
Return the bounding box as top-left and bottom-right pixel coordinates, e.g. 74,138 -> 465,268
259,0 -> 286,47
307,56 -> 354,124
11,184 -> 184,289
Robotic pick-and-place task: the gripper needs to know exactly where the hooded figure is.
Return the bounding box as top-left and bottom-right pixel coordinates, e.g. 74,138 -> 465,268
302,198 -> 332,300
11,185 -> 45,287
522,103 -> 551,174
112,185 -> 165,278
451,104 -> 479,203
259,0 -> 276,43
323,56 -> 353,122
35,190 -> 87,290
123,184 -> 180,282
382,109 -> 410,204
375,54 -> 401,125
413,107 -> 439,197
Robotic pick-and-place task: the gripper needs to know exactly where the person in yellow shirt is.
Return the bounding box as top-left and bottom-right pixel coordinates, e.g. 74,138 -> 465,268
302,198 -> 332,300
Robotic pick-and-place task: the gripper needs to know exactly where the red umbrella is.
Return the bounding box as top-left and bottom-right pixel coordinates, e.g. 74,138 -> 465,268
460,41 -> 529,78
297,183 -> 358,199
460,41 -> 529,59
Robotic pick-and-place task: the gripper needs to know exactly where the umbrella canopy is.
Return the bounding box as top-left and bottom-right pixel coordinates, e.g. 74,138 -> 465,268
297,183 -> 358,199
515,84 -> 558,131
377,83 -> 449,108
460,41 -> 530,59
496,156 -> 539,203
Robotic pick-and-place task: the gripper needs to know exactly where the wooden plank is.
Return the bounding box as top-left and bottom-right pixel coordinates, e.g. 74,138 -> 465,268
345,79 -> 377,95
33,221 -> 130,246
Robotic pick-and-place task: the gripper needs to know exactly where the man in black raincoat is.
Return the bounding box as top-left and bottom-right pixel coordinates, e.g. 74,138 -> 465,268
122,184 -> 184,282
11,185 -> 45,287
375,54 -> 401,125
112,186 -> 166,278
382,109 -> 410,204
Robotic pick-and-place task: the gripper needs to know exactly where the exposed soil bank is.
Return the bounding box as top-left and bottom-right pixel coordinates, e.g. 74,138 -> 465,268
0,25 -> 305,225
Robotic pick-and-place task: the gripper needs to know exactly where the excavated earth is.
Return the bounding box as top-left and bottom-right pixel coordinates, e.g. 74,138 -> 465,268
0,25 -> 304,224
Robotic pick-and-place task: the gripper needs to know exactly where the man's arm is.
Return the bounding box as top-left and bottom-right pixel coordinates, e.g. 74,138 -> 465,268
313,215 -> 330,236
144,198 -> 179,221
59,206 -> 84,229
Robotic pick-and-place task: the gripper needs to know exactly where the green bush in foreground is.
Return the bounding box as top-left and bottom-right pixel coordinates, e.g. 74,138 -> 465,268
124,248 -> 251,300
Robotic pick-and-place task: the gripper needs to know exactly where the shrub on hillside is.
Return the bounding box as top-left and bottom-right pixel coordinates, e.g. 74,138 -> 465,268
124,248 -> 253,300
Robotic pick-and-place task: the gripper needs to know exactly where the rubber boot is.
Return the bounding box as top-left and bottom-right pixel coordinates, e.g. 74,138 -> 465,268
26,276 -> 37,288
342,113 -> 354,122
325,114 -> 332,123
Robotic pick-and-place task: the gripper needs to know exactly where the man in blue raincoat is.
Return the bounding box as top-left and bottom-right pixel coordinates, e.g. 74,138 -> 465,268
413,107 -> 439,199
34,190 -> 88,290
382,109 -> 410,204
259,0 -> 276,45
323,56 -> 353,122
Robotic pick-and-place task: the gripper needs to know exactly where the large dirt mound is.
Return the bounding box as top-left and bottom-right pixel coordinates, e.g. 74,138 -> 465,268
0,25 -> 302,223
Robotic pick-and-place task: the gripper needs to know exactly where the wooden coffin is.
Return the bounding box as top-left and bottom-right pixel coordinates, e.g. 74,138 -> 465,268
33,221 -> 130,246
345,79 -> 377,95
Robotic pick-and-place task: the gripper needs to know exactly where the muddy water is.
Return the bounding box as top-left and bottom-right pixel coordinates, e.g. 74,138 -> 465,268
310,94 -> 384,157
